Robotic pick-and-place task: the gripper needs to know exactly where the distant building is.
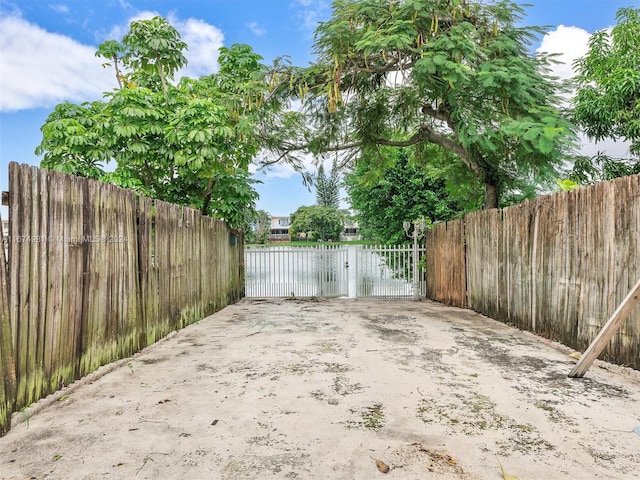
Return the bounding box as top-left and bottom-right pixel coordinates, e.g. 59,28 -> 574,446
266,216 -> 360,243
268,216 -> 291,242
341,220 -> 361,241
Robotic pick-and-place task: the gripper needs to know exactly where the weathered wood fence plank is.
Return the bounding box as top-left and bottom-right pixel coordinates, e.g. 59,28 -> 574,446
0,211 -> 16,435
137,196 -> 155,346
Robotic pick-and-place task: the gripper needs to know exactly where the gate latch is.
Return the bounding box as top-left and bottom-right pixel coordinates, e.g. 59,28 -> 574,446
345,261 -> 349,269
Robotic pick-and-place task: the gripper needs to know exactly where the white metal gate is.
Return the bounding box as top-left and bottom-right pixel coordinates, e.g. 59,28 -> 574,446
244,244 -> 425,298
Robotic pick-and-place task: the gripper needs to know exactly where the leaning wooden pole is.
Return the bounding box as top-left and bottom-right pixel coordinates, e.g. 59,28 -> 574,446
569,277 -> 640,378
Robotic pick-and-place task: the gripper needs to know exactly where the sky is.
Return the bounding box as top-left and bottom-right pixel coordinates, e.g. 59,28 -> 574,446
1,0 -> 638,220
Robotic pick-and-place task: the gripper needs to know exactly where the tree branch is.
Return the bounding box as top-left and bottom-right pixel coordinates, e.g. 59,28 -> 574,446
156,60 -> 169,107
142,157 -> 157,189
370,127 -> 483,178
421,104 -> 451,125
113,55 -> 124,89
201,177 -> 215,215
423,130 -> 484,178
256,125 -> 484,181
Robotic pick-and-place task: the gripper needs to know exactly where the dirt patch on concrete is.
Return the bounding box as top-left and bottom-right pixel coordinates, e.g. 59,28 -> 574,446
1,298 -> 639,479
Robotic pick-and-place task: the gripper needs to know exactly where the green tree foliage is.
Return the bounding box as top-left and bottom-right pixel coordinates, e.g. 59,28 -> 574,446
121,16 -> 187,101
570,153 -> 640,185
315,161 -> 341,208
36,17 -> 280,230
245,209 -> 271,244
345,147 -> 473,244
287,0 -> 575,208
290,205 -> 346,241
571,7 -> 640,182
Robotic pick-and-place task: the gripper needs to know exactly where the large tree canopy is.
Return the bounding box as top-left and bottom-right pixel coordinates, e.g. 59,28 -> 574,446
345,146 -> 476,244
286,0 -> 576,208
571,6 -> 640,182
36,17 -> 284,230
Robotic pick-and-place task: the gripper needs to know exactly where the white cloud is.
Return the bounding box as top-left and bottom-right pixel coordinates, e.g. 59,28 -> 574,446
252,162 -> 300,179
0,14 -> 115,112
172,16 -> 224,78
104,10 -> 158,40
293,0 -> 331,35
252,152 -> 318,179
536,25 -> 591,81
0,12 -> 225,112
49,4 -> 70,14
577,133 -> 631,159
246,21 -> 266,36
537,25 -> 631,160
251,148 -> 328,180
117,0 -> 133,10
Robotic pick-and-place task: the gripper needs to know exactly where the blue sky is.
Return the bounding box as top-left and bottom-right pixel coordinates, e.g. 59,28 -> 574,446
1,0 -> 638,219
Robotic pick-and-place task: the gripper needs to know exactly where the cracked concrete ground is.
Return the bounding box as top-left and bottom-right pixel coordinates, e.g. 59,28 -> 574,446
1,298 -> 639,479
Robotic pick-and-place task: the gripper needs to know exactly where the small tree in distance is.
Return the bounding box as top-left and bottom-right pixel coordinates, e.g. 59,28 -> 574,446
290,205 -> 345,242
245,209 -> 271,244
315,161 -> 341,208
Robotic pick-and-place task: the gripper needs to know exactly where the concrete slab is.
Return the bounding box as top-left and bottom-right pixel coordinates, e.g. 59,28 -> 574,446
1,298 -> 639,479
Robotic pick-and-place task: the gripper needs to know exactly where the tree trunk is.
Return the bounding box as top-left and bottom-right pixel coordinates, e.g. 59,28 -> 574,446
484,182 -> 499,209
466,146 -> 499,210
201,177 -> 216,216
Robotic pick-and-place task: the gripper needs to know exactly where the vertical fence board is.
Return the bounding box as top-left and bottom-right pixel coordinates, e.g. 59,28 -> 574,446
124,191 -> 142,357
78,180 -> 93,377
83,180 -> 104,375
137,196 -> 154,347
59,174 -> 78,386
155,201 -> 171,337
12,164 -> 34,407
49,172 -> 66,392
156,201 -> 168,340
68,177 -> 85,381
27,169 -> 43,401
0,210 -> 15,435
200,218 -> 211,312
37,169 -> 51,389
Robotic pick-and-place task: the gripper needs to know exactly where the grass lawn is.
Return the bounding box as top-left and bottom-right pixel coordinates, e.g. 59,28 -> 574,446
246,240 -> 376,247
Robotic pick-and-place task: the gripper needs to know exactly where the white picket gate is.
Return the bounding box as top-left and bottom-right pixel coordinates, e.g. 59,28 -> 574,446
244,244 -> 425,299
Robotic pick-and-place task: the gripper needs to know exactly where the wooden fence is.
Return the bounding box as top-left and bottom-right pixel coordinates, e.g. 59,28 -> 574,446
425,219 -> 466,307
0,163 -> 244,435
426,174 -> 640,370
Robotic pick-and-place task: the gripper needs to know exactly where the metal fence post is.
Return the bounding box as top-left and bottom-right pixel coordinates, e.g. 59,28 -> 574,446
347,245 -> 358,298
